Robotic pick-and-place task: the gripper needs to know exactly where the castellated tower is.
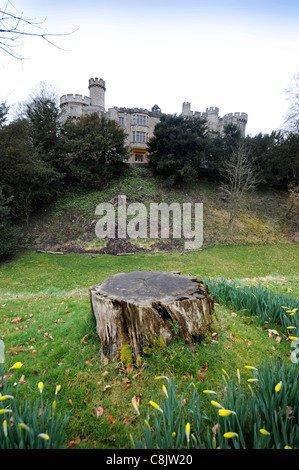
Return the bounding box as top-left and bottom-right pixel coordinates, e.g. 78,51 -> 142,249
88,77 -> 106,111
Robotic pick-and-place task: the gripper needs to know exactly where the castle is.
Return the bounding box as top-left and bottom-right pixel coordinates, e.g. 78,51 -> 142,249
60,77 -> 248,165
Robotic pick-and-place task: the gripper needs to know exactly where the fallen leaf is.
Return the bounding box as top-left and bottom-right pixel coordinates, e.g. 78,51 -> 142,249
126,364 -> 134,373
124,384 -> 131,391
106,414 -> 116,425
103,357 -> 109,366
81,334 -> 89,344
231,312 -> 237,317
68,399 -> 72,406
95,406 -> 105,418
103,385 -> 111,391
212,423 -> 219,435
276,336 -> 282,343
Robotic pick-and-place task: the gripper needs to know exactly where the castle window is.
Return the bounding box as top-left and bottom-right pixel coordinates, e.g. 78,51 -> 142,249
118,116 -> 124,126
135,154 -> 144,162
132,131 -> 146,143
133,114 -> 148,126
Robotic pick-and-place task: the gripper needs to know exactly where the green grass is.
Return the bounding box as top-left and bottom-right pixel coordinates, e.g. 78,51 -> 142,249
0,244 -> 298,448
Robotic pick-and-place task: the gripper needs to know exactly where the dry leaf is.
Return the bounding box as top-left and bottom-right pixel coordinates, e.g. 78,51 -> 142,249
103,357 -> 109,366
126,364 -> 134,373
102,370 -> 109,376
95,406 -> 105,418
68,399 -> 73,406
81,334 -> 89,344
103,385 -> 111,391
276,336 -> 282,343
124,384 -> 131,391
106,414 -> 116,425
231,312 -> 237,317
212,423 -> 219,435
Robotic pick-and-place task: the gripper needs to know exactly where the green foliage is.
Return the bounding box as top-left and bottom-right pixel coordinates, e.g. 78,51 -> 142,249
0,364 -> 71,449
61,113 -> 129,188
131,360 -> 299,449
0,119 -> 61,222
0,187 -> 19,257
0,102 -> 8,129
147,114 -> 209,187
131,376 -> 208,449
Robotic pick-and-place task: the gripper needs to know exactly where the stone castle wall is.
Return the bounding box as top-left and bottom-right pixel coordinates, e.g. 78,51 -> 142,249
60,78 -> 248,163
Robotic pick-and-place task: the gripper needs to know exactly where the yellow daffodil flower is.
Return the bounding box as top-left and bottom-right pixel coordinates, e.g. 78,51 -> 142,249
55,385 -> 61,395
2,420 -> 7,437
38,433 -> 50,440
0,409 -> 12,414
0,395 -> 13,401
132,401 -> 140,415
18,422 -> 30,432
9,362 -> 22,370
38,382 -> 44,393
275,381 -> 282,392
185,422 -> 191,442
149,400 -> 163,413
211,400 -> 224,409
223,432 -> 238,438
244,365 -> 257,370
162,384 -> 168,398
218,409 -> 236,416
260,429 -> 270,435
203,390 -> 217,394
247,378 -> 259,382
284,446 -> 292,449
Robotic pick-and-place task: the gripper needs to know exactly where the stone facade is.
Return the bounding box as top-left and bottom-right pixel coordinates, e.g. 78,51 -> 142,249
60,78 -> 248,165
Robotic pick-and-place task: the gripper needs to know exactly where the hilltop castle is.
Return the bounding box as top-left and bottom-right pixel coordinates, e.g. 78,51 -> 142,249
60,77 -> 248,164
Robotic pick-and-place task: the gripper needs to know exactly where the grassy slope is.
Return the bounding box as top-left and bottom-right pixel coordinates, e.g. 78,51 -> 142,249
22,167 -> 294,253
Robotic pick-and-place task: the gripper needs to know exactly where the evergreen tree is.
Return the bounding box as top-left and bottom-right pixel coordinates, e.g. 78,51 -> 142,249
147,114 -> 209,187
0,187 -> 19,257
61,113 -> 129,188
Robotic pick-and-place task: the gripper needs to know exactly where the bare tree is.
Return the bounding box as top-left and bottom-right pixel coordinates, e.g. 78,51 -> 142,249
284,71 -> 299,133
220,142 -> 259,227
0,1 -> 76,59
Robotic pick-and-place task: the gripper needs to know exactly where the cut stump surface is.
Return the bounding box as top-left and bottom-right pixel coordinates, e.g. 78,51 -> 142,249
89,271 -> 214,363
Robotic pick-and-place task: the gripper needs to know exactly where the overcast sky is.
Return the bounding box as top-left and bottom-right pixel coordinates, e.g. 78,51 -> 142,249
1,0 -> 299,136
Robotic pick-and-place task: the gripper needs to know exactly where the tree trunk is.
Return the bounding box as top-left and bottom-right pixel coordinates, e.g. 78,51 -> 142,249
89,271 -> 214,364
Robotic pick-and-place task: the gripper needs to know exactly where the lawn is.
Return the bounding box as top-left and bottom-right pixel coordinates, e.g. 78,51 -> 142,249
0,244 -> 298,449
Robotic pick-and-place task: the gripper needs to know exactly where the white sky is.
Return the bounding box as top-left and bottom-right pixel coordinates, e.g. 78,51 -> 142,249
1,0 -> 299,136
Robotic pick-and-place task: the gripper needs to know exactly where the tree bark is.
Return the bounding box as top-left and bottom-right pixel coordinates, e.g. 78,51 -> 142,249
89,271 -> 214,363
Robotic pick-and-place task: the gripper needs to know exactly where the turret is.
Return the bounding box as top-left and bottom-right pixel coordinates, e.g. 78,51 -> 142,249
88,77 -> 106,111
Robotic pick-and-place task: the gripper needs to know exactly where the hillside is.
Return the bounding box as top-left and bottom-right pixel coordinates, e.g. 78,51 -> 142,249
21,167 -> 295,255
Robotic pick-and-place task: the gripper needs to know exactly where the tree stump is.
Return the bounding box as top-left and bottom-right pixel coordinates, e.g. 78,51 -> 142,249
89,271 -> 214,363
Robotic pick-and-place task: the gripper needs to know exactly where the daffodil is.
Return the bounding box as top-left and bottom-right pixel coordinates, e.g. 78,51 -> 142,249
244,365 -> 257,370
221,368 -> 229,377
162,384 -> 168,398
237,369 -> 241,384
172,432 -> 176,437
38,381 -> 44,393
211,400 -> 224,409
0,409 -> 12,414
2,419 -> 7,438
223,432 -> 238,438
18,422 -> 30,432
288,336 -> 299,340
218,409 -> 236,416
55,384 -> 61,395
9,361 -> 22,370
275,381 -> 282,392
0,395 -> 13,401
203,390 -> 217,394
185,422 -> 191,442
52,400 -> 56,413
284,446 -> 292,449
247,378 -> 259,382
149,400 -> 163,413
132,400 -> 140,415
38,433 -> 50,440
260,429 -> 270,436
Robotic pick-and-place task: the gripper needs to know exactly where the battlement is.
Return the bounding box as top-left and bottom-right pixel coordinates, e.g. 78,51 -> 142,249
205,107 -> 219,115
223,112 -> 248,122
88,77 -> 106,90
60,94 -> 91,105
